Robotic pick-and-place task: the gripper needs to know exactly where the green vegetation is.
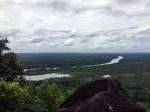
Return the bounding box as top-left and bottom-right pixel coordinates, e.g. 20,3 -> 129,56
0,36 -> 73,112
0,37 -> 24,82
29,81 -> 73,112
21,54 -> 150,111
0,80 -> 46,112
0,36 -> 150,111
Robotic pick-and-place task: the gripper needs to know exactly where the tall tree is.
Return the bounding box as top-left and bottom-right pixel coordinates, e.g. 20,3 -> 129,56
0,36 -> 9,57
0,36 -> 47,112
0,36 -> 25,82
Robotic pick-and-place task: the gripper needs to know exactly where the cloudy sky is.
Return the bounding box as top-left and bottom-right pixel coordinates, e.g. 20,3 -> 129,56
0,0 -> 150,52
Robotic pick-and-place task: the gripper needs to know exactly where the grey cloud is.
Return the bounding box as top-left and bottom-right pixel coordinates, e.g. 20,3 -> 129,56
86,33 -> 100,38
49,0 -> 69,11
126,27 -> 139,30
79,39 -> 90,43
33,29 -> 71,35
107,36 -> 123,43
114,0 -> 142,4
101,6 -> 148,17
30,38 -> 43,43
1,0 -> 150,52
137,28 -> 150,34
33,29 -> 48,36
65,26 -> 140,46
7,0 -> 149,17
101,6 -> 126,17
0,29 -> 20,37
50,30 -> 71,34
82,26 -> 148,45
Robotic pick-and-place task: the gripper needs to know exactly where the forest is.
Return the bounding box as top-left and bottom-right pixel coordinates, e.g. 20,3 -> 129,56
0,37 -> 150,112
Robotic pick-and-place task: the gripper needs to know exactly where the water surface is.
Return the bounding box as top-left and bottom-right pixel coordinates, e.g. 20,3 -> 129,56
24,73 -> 70,81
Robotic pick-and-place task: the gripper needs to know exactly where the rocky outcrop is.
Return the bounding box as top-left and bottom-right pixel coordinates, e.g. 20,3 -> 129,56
59,76 -> 146,112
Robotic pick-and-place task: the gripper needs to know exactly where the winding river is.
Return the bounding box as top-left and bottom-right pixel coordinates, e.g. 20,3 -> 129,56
24,56 -> 124,81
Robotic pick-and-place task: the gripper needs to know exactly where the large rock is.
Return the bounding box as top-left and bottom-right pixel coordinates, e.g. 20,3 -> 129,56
59,76 -> 146,112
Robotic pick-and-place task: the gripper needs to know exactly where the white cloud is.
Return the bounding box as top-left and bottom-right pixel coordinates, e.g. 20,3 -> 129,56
0,0 -> 150,52
64,38 -> 74,46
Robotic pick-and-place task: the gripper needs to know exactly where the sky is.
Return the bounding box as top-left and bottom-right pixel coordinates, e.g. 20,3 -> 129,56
0,0 -> 150,53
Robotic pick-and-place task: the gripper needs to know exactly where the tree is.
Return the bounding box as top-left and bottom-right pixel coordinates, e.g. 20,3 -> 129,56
35,81 -> 74,112
0,37 -> 9,57
0,36 -> 48,111
0,36 -> 25,82
0,36 -> 73,112
0,80 -> 47,112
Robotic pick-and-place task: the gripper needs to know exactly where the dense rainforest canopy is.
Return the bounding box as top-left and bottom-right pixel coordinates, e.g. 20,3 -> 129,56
0,36 -> 150,112
0,36 -> 73,112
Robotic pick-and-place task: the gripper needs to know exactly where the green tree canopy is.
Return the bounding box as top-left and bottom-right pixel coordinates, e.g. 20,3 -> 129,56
0,80 -> 47,112
0,36 -> 25,82
0,36 -> 9,56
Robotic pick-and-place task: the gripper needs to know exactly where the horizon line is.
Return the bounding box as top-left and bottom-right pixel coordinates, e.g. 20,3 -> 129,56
16,52 -> 150,54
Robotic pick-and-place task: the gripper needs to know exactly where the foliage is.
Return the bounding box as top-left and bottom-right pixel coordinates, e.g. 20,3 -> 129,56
0,36 -> 25,82
27,81 -> 74,112
0,37 -> 9,55
1,37 -> 150,111
0,37 -> 48,112
0,80 -> 47,112
0,37 -> 74,112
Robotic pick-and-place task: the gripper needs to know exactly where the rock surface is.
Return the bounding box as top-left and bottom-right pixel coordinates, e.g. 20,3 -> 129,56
59,77 -> 146,112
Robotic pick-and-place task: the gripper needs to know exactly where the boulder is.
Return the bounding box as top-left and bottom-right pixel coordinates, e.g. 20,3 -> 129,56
59,76 -> 146,112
